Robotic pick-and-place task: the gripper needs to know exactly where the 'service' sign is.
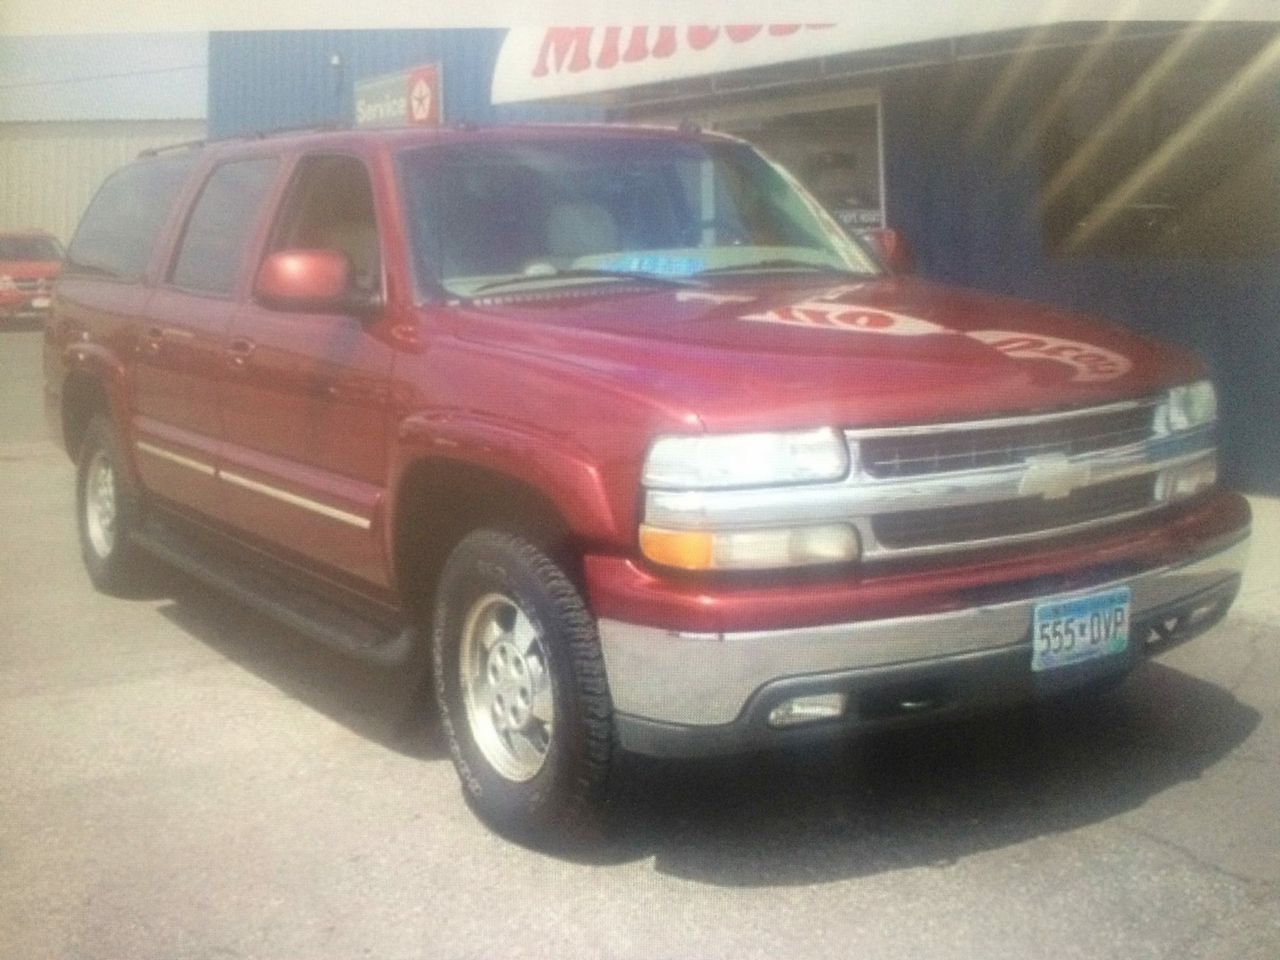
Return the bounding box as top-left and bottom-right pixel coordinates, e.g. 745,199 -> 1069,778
355,64 -> 441,128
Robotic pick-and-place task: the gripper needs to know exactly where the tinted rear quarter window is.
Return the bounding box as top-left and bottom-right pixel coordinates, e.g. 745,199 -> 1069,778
65,156 -> 195,280
169,157 -> 279,296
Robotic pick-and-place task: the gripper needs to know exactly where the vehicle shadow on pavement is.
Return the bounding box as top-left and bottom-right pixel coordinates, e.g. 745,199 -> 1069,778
145,572 -> 1259,882
588,657 -> 1260,884
153,578 -> 446,762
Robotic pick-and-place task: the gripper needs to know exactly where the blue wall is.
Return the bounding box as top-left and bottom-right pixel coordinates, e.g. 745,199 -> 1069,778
208,30 -> 600,138
882,64 -> 1280,493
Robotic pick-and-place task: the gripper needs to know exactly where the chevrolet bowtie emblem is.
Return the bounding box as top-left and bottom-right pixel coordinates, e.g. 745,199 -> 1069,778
1019,453 -> 1092,500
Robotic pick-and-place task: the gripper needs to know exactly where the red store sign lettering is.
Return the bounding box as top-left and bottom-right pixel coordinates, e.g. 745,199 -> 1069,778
532,25 -> 834,76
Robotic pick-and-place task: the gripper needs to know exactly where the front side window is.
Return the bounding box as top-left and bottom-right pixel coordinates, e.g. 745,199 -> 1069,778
268,154 -> 381,294
170,157 -> 279,295
398,136 -> 879,299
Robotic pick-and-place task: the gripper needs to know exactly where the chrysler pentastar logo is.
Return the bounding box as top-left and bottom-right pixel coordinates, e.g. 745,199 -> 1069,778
1019,453 -> 1093,500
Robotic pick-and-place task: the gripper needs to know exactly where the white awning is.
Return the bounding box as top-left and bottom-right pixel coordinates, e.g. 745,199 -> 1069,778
491,4 -> 1280,105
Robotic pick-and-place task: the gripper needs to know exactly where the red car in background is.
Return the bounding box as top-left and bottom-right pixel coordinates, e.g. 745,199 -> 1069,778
0,231 -> 62,324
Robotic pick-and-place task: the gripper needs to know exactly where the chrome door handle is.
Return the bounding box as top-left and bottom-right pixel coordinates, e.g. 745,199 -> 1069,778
143,327 -> 163,355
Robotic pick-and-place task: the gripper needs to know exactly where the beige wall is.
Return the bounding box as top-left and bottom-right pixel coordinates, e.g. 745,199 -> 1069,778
0,119 -> 205,243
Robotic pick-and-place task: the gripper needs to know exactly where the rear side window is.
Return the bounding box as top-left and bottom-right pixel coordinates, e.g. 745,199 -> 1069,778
65,155 -> 194,280
169,157 -> 279,296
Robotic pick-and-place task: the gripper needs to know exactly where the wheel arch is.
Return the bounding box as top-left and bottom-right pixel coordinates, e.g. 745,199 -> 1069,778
391,455 -> 585,620
61,367 -> 115,460
388,412 -> 634,616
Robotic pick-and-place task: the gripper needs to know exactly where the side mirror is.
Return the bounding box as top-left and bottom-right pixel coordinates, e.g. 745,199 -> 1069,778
856,227 -> 915,275
254,249 -> 379,315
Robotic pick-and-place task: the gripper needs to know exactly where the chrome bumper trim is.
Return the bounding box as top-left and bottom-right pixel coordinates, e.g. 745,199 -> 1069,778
598,535 -> 1248,727
841,396 -> 1157,439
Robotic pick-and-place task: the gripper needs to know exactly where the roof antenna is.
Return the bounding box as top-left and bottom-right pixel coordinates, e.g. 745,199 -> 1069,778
329,53 -> 345,124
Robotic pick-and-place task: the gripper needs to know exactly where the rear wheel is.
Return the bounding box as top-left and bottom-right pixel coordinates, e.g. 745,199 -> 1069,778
432,530 -> 614,841
76,415 -> 145,593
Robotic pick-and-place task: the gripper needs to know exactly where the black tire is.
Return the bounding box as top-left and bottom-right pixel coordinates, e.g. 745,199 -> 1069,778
431,529 -> 614,841
76,414 -> 145,594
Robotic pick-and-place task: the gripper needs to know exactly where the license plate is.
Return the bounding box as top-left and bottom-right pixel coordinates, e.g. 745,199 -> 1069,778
1031,586 -> 1131,672
30,296 -> 50,309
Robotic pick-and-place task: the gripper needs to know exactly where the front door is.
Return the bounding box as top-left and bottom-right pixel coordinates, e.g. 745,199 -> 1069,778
219,152 -> 395,589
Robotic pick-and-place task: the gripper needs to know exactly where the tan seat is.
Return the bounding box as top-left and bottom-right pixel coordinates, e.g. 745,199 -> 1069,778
545,202 -> 619,258
318,219 -> 380,291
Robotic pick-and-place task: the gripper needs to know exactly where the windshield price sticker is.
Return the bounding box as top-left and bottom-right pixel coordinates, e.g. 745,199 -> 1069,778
1031,586 -> 1131,672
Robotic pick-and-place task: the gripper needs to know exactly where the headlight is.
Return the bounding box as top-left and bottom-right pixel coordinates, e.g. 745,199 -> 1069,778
1157,380 -> 1217,434
0,275 -> 15,291
643,428 -> 849,490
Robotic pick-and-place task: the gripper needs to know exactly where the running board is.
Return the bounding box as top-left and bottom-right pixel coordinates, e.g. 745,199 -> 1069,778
133,515 -> 415,666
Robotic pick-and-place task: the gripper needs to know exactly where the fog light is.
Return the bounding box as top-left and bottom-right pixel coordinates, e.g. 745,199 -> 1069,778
767,693 -> 847,728
1156,456 -> 1217,501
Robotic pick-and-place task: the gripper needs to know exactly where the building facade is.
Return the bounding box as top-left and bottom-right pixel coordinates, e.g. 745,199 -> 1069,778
0,120 -> 206,243
206,23 -> 1280,492
207,30 -> 598,137
0,33 -> 208,243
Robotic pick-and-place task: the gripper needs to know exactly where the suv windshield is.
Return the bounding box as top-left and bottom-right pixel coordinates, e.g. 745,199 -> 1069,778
0,236 -> 62,261
399,135 -> 879,299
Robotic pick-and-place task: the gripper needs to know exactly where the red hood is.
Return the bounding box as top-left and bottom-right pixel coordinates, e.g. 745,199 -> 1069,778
442,275 -> 1202,432
0,260 -> 60,280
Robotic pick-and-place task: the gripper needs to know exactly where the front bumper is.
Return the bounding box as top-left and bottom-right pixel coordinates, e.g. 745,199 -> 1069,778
599,533 -> 1248,757
0,295 -> 51,321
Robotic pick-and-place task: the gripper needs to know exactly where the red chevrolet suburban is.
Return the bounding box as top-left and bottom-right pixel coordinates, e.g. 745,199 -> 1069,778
45,124 -> 1249,837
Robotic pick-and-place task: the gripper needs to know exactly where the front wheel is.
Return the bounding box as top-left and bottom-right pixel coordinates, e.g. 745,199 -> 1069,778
432,530 -> 614,840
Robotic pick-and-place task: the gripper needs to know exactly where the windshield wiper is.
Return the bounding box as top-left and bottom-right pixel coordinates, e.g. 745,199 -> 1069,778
471,267 -> 703,295
693,259 -> 873,278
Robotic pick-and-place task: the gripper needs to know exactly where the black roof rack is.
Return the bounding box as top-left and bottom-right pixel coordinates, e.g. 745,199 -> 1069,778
246,120 -> 351,140
136,138 -> 207,158
137,121 -> 354,159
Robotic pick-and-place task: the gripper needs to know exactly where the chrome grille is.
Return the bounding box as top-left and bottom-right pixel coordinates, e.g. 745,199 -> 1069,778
14,278 -> 46,293
871,474 -> 1158,551
645,395 -> 1218,563
860,403 -> 1157,479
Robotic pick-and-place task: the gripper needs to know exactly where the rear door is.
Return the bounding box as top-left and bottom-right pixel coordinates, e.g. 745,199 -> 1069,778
219,151 -> 395,588
133,155 -> 281,515
52,155 -> 194,445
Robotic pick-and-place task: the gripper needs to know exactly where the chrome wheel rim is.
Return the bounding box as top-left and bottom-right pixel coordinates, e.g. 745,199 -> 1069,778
460,593 -> 554,782
84,451 -> 118,559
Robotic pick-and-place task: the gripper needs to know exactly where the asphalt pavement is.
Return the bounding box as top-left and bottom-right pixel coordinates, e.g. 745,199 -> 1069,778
2,326 -> 1278,960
